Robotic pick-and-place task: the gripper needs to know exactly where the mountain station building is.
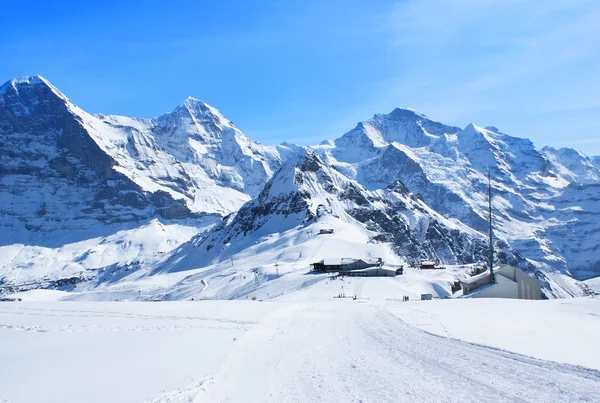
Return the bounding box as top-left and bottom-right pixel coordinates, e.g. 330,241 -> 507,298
311,258 -> 383,272
461,265 -> 542,300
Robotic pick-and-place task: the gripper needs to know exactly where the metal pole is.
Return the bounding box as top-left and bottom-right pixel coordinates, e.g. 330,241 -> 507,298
253,269 -> 259,286
488,172 -> 495,283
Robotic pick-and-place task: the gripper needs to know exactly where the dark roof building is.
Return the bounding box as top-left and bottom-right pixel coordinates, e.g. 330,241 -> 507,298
311,257 -> 383,272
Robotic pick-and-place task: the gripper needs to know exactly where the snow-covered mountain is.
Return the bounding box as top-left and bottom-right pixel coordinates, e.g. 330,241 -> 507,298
0,75 -> 289,229
205,148 -> 487,263
1,76 -> 598,299
0,75 -> 287,293
97,97 -> 296,215
313,110 -> 599,296
317,109 -> 600,295
166,108 -> 598,297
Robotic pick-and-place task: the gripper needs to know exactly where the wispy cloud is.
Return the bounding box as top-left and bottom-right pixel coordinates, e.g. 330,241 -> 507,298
557,138 -> 600,146
357,0 -> 600,154
377,0 -> 600,115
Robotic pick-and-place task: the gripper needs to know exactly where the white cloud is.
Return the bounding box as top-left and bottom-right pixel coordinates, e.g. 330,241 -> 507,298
370,0 -> 600,126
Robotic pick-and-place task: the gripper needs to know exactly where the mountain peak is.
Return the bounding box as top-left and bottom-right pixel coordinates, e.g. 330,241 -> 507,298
458,123 -> 492,143
3,75 -> 48,90
334,107 -> 460,158
178,96 -> 210,112
183,96 -> 208,106
386,107 -> 430,121
170,96 -> 231,126
461,122 -> 488,135
7,74 -> 48,86
1,75 -> 68,102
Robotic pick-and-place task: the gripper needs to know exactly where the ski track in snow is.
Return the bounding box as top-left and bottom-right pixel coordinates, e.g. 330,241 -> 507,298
194,302 -> 600,403
139,378 -> 209,403
0,306 -> 256,325
0,306 -> 256,334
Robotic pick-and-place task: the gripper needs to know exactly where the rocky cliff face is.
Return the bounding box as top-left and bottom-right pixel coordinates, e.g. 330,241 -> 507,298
0,76 -> 188,237
0,76 -> 288,242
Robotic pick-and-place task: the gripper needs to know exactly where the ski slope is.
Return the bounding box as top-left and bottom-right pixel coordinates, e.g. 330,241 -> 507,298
196,301 -> 600,403
388,297 -> 600,371
1,297 -> 599,403
10,214 -> 475,303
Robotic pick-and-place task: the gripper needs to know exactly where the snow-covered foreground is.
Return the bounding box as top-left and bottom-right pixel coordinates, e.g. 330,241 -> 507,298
0,301 -> 277,403
197,300 -> 600,403
388,297 -> 600,371
1,297 -> 599,403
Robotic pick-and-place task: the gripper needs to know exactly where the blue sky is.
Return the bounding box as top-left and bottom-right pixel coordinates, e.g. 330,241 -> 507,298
2,0 -> 600,154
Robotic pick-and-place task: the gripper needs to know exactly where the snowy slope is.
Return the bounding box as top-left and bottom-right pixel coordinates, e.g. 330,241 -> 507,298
33,148 -> 490,303
157,148 -> 487,277
389,297 -> 600,371
0,218 -> 216,295
41,151 -> 481,300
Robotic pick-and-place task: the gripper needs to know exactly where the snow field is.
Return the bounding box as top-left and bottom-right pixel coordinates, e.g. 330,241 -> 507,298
197,299 -> 600,402
0,301 -> 278,403
388,297 -> 600,371
1,297 -> 599,403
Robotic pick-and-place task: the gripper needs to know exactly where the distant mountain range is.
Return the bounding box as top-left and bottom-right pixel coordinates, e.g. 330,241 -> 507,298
1,75 -> 598,298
